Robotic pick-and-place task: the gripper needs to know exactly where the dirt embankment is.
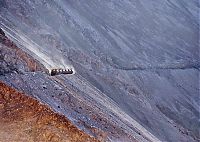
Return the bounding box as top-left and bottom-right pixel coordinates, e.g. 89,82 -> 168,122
0,82 -> 99,142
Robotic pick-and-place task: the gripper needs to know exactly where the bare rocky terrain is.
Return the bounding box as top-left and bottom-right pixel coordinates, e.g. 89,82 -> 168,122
0,28 -> 136,142
0,81 -> 100,142
0,0 -> 199,142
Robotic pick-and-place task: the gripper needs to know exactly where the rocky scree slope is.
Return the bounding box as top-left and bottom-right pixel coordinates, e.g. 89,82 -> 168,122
0,0 -> 200,142
0,81 -> 100,142
0,28 -> 138,142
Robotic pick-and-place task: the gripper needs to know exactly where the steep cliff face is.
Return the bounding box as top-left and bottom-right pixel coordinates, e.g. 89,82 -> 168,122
0,0 -> 199,142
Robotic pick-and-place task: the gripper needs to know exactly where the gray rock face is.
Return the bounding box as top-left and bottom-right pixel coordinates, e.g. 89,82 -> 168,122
0,0 -> 199,141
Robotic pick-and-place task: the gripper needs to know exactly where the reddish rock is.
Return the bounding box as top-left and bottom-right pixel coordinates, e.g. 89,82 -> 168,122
0,82 -> 100,142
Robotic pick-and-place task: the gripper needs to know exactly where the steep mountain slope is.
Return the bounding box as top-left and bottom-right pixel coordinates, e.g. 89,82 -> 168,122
0,0 -> 199,142
0,82 -> 99,142
0,30 -> 137,142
